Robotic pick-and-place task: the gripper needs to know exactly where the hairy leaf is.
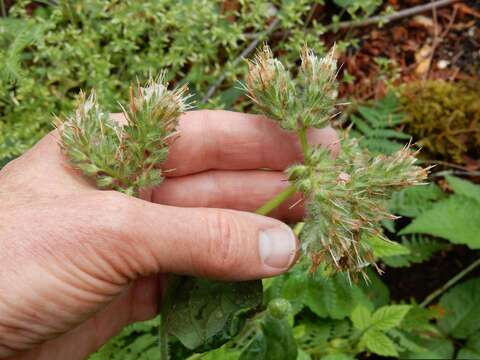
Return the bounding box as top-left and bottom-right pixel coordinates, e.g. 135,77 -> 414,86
389,183 -> 447,218
399,336 -> 454,360
365,236 -> 410,258
370,305 -> 411,331
304,273 -> 373,319
350,306 -> 371,331
363,330 -> 398,357
166,278 -> 262,352
400,195 -> 480,249
445,176 -> 480,203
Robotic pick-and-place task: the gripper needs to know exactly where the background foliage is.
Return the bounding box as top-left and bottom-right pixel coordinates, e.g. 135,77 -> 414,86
1,0 -> 479,359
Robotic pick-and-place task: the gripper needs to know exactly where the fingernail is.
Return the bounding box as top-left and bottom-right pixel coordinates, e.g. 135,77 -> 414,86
259,226 -> 297,269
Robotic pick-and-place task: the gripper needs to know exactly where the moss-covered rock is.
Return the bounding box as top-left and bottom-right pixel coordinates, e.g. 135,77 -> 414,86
400,80 -> 480,164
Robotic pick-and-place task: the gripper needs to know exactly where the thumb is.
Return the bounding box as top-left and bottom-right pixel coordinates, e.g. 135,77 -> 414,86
111,193 -> 299,281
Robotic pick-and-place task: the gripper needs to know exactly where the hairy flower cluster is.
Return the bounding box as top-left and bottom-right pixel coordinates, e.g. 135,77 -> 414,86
57,74 -> 190,196
245,46 -> 428,278
244,44 -> 337,131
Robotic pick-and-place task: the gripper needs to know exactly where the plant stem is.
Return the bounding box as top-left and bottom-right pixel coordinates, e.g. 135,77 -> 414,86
325,0 -> 459,31
160,274 -> 181,360
297,127 -> 309,159
293,222 -> 305,236
420,258 -> 480,308
256,184 -> 296,216
0,0 -> 6,17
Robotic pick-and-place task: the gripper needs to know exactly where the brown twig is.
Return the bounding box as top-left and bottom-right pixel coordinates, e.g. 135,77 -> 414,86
325,0 -> 461,32
420,258 -> 480,308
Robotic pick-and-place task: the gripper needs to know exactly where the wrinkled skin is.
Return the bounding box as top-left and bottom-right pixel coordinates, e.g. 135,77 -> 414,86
0,110 -> 338,359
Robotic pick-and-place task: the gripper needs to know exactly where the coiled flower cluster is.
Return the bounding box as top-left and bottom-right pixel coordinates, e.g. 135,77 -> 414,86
57,74 -> 191,196
244,45 -> 428,280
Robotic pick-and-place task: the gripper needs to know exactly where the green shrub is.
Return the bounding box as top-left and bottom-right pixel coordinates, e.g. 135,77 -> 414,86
0,0 -> 330,164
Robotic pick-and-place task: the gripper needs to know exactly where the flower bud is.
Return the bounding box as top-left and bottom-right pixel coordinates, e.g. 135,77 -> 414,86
268,298 -> 292,319
78,163 -> 100,177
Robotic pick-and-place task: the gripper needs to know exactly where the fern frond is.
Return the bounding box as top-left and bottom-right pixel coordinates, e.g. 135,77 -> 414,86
382,235 -> 450,268
350,91 -> 411,155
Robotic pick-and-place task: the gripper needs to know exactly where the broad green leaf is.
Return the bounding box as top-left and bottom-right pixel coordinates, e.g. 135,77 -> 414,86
305,273 -> 372,319
446,176 -> 480,203
263,266 -> 307,315
370,305 -> 411,331
357,269 -> 390,308
261,315 -> 297,360
400,304 -> 439,333
400,195 -> 480,249
457,331 -> 480,359
239,333 -> 266,360
401,336 -> 454,359
439,278 -> 480,339
363,330 -> 398,357
240,315 -> 296,360
389,183 -> 447,218
365,236 -> 410,258
167,278 -> 262,351
350,306 -> 371,331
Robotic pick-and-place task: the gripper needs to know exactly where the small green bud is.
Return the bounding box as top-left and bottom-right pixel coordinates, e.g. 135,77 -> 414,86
267,298 -> 292,319
96,176 -> 114,189
287,164 -> 308,180
297,178 -> 313,193
78,163 -> 100,177
330,338 -> 349,349
68,148 -> 88,162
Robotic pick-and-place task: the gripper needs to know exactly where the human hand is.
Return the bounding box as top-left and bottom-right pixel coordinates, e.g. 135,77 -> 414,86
0,110 -> 338,359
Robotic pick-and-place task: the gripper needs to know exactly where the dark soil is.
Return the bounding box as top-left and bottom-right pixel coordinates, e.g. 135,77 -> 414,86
382,245 -> 480,303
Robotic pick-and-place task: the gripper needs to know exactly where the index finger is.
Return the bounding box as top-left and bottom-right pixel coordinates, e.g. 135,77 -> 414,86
160,110 -> 339,177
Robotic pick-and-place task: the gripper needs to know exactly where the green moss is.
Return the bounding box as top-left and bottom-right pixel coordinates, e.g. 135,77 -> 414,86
400,80 -> 480,164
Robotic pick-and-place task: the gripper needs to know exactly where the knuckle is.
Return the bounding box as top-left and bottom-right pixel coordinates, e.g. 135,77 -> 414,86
94,191 -> 135,237
201,210 -> 242,276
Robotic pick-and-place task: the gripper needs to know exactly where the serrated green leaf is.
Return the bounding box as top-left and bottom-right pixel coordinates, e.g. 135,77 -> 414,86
304,273 -> 373,319
400,195 -> 480,249
446,176 -> 480,203
295,320 -> 351,355
389,183 -> 447,218
261,315 -> 297,360
350,306 -> 371,330
439,278 -> 480,339
370,305 -> 411,331
239,315 -> 296,360
399,304 -> 439,333
357,269 -> 390,308
365,236 -> 410,258
363,330 -> 398,357
400,336 -> 454,360
167,278 -> 262,352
